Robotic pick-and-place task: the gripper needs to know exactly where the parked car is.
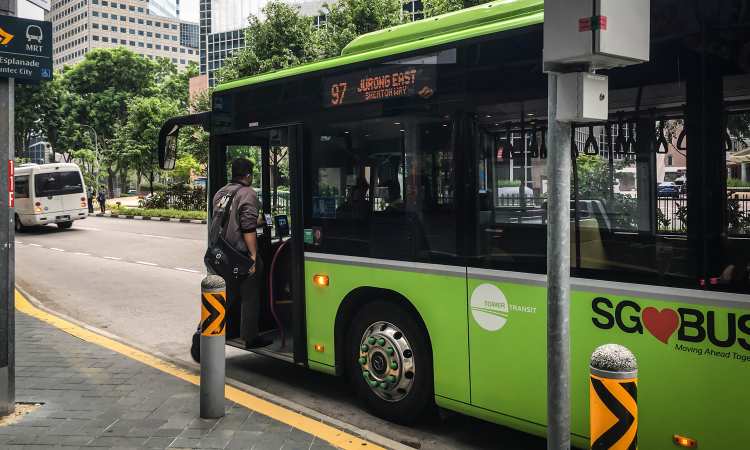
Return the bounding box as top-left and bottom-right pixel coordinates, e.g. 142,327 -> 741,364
657,181 -> 680,198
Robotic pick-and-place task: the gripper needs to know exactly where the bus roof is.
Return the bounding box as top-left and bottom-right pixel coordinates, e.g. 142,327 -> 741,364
214,0 -> 543,93
15,163 -> 81,174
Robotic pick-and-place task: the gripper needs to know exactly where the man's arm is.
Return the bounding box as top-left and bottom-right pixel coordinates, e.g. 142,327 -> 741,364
242,231 -> 258,274
237,189 -> 260,273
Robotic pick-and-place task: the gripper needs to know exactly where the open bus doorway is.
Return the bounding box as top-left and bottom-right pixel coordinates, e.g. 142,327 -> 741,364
159,119 -> 306,365
209,126 -> 305,364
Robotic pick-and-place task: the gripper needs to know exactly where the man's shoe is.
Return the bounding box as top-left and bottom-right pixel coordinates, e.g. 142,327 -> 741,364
246,336 -> 273,349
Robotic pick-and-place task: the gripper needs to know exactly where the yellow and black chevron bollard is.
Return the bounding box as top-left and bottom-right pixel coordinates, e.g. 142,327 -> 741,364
590,344 -> 638,450
200,275 -> 227,419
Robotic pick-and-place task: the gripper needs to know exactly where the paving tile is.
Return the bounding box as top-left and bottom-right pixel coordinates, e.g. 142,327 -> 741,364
4,313 -> 337,450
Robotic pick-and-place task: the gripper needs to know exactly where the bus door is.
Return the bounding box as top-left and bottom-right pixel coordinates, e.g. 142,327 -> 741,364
158,117 -> 306,364
213,125 -> 306,363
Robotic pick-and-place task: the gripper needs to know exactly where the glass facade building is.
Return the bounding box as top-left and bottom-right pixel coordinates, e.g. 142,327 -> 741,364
180,21 -> 199,48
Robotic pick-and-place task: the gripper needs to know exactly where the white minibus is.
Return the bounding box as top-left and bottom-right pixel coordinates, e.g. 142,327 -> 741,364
14,163 -> 88,231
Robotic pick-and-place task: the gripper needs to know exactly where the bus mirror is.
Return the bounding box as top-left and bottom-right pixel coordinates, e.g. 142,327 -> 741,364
158,113 -> 210,170
159,124 -> 179,170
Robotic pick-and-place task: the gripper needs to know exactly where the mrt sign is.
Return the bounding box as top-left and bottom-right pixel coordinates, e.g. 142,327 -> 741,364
0,16 -> 52,83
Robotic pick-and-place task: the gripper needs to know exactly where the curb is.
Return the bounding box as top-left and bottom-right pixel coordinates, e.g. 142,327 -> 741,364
94,212 -> 206,224
14,285 -> 415,450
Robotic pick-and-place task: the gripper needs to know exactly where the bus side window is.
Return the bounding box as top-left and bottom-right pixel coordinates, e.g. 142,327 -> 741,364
569,113 -> 695,288
721,109 -> 750,294
474,116 -> 549,274
306,115 -> 458,263
15,176 -> 29,198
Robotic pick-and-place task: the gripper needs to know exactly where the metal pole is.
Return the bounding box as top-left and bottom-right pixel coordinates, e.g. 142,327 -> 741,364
0,0 -> 16,417
200,275 -> 226,419
546,73 -> 571,450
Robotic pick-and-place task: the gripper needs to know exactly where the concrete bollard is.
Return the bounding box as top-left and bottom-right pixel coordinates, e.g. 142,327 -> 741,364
200,275 -> 226,419
590,344 -> 638,450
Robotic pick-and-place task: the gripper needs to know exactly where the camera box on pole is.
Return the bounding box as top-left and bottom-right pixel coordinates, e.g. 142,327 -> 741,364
543,0 -> 650,71
556,72 -> 609,122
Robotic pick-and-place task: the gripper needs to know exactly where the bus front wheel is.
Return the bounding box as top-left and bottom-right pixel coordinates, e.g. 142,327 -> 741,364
346,301 -> 433,424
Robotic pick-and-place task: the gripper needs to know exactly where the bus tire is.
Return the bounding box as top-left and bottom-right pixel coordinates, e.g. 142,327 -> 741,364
190,330 -> 200,363
346,300 -> 433,424
57,221 -> 73,230
14,215 -> 25,233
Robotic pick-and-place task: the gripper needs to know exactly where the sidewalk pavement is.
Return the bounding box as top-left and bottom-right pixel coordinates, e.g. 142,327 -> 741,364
1,295 -> 377,450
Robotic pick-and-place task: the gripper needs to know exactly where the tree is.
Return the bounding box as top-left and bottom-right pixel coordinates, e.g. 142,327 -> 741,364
215,1 -> 321,83
112,96 -> 181,194
65,48 -> 158,141
14,77 -> 67,159
575,155 -> 638,230
318,0 -> 403,58
174,154 -> 201,184
421,0 -> 492,17
156,60 -> 199,110
64,48 -> 160,193
178,89 -> 211,165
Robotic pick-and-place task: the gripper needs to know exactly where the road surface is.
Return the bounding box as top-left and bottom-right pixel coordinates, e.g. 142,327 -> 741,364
15,216 -> 545,450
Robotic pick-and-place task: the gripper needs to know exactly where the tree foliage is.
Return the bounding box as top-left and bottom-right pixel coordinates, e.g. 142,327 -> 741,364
421,0 -> 492,17
318,0 -> 402,57
15,0 -> 502,198
215,1 -> 321,83
14,47 -> 198,194
112,96 -> 181,193
575,155 -> 638,230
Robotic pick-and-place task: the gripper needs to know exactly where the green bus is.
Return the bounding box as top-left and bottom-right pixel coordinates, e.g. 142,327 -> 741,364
159,1 -> 750,448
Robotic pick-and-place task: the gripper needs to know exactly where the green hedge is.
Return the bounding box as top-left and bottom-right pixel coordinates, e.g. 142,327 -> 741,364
109,205 -> 206,220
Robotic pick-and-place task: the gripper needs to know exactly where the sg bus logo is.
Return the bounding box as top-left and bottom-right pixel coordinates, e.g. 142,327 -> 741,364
591,297 -> 750,351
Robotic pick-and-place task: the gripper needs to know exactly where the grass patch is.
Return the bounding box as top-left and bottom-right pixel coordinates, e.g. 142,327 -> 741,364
109,205 -> 206,220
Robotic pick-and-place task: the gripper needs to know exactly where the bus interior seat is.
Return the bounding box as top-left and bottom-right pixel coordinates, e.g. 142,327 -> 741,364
572,217 -> 608,270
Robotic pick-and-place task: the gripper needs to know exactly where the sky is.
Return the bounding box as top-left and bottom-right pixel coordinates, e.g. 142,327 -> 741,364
18,0 -> 201,23
181,0 -> 199,23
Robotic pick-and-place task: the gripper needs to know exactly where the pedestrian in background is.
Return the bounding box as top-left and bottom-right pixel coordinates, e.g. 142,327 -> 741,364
87,187 -> 94,213
97,189 -> 106,214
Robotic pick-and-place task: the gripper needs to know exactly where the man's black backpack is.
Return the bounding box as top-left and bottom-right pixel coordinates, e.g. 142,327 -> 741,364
204,186 -> 255,279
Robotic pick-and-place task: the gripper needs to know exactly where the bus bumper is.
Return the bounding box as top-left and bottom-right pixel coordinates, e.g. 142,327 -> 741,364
20,210 -> 88,226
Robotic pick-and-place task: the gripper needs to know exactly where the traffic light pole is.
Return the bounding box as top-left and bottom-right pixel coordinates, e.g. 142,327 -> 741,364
0,0 -> 16,417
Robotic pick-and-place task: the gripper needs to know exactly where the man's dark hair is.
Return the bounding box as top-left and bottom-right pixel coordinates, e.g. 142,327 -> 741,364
231,158 -> 254,180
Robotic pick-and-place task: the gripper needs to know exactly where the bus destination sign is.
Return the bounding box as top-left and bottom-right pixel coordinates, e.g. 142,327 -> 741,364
0,16 -> 52,83
323,65 -> 436,107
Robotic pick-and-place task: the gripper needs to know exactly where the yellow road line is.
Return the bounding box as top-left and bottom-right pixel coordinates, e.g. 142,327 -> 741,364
15,290 -> 384,450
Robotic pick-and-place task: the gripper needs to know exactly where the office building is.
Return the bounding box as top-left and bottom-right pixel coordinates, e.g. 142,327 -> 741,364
47,0 -> 199,70
205,28 -> 244,86
180,21 -> 199,48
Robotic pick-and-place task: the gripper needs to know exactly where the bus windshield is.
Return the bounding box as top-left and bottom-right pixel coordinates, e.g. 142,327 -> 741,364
34,171 -> 84,197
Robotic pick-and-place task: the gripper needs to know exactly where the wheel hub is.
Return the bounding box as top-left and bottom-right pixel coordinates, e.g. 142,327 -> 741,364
358,321 -> 415,402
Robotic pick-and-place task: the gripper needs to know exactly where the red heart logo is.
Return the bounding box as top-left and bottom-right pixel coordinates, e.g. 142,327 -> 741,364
642,307 -> 680,344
